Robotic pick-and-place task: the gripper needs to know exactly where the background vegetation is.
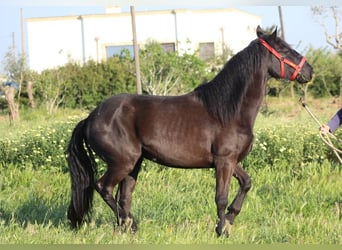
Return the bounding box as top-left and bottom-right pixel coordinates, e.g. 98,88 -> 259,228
0,98 -> 341,244
2,41 -> 341,114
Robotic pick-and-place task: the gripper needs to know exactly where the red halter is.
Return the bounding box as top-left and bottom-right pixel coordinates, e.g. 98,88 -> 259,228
259,38 -> 307,81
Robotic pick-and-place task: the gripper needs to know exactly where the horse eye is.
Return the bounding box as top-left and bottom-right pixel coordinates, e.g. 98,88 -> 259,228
281,47 -> 290,53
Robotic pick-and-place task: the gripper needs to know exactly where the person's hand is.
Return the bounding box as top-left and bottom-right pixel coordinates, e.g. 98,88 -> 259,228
320,124 -> 331,135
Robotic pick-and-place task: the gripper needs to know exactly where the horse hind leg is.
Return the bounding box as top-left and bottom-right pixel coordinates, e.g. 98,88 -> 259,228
95,155 -> 142,232
226,164 -> 251,226
95,169 -> 120,213
115,157 -> 143,233
95,164 -> 131,228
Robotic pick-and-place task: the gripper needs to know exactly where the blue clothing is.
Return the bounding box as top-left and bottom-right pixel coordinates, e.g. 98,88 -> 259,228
327,108 -> 342,133
2,81 -> 19,89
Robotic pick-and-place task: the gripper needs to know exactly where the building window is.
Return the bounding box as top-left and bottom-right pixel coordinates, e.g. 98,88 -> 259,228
199,42 -> 215,61
106,45 -> 134,58
161,43 -> 175,53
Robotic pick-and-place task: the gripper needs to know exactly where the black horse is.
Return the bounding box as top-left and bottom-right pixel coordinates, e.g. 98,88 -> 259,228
67,26 -> 313,237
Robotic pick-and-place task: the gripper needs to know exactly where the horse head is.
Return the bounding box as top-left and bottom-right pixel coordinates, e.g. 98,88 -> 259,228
256,25 -> 313,83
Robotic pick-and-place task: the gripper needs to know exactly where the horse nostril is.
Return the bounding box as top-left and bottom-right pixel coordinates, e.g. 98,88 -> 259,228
296,72 -> 309,83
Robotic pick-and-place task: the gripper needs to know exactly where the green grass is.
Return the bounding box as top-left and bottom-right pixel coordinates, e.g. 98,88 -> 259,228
0,161 -> 341,243
0,98 -> 341,243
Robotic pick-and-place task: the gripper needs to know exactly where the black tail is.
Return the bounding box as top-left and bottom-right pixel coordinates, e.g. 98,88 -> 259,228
67,118 -> 97,228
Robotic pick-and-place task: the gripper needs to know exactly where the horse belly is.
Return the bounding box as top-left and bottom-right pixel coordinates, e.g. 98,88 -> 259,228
141,131 -> 213,168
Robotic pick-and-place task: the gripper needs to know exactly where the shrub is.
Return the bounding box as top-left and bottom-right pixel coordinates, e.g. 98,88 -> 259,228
243,125 -> 336,169
0,118 -> 339,172
0,117 -> 79,171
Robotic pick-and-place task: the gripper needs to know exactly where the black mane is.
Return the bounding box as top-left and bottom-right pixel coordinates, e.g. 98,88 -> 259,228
194,39 -> 265,123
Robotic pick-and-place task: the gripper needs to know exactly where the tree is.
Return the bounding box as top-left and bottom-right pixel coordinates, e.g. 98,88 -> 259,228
32,41 -> 211,111
34,56 -> 136,111
139,40 -> 210,96
311,6 -> 342,50
311,6 -> 342,98
26,80 -> 36,109
1,47 -> 27,124
305,46 -> 342,98
139,41 -> 183,95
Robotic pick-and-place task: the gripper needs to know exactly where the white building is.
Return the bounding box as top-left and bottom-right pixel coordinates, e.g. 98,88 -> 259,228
27,8 -> 261,72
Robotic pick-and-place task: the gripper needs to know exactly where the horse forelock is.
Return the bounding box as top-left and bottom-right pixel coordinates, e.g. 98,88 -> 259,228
194,40 -> 265,124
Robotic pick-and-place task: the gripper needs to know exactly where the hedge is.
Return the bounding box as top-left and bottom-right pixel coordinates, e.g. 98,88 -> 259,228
0,120 -> 339,172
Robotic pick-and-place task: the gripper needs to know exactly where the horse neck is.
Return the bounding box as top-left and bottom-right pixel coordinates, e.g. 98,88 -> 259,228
194,40 -> 270,125
239,70 -> 268,127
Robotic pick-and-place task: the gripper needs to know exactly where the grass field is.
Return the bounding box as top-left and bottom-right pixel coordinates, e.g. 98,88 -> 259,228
0,97 -> 341,244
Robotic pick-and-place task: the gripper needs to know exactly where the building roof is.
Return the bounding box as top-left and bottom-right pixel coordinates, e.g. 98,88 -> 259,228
27,8 -> 261,22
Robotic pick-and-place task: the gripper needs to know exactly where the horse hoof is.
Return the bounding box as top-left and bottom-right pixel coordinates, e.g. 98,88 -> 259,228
117,217 -> 138,234
215,228 -> 230,238
225,222 -> 233,237
215,221 -> 233,238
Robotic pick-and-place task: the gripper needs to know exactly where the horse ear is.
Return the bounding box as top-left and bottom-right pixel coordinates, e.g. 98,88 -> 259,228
271,27 -> 278,40
256,25 -> 264,37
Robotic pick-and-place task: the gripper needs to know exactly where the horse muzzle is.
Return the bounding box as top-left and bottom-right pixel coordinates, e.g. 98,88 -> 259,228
296,62 -> 313,84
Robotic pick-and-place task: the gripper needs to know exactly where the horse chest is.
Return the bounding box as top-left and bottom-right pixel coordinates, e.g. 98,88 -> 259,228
212,129 -> 253,158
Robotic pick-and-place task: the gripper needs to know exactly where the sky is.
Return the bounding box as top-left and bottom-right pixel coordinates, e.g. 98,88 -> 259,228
0,0 -> 340,74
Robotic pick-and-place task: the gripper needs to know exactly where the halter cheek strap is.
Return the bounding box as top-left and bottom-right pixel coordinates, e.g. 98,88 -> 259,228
258,38 -> 306,81
290,56 -> 307,81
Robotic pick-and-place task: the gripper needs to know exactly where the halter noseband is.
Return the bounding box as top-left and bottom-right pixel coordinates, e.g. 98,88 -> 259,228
259,38 -> 306,81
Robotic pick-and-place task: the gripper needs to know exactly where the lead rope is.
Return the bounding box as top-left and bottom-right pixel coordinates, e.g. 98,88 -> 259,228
299,98 -> 342,164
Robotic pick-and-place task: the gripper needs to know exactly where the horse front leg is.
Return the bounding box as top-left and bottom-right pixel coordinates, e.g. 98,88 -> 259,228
226,164 -> 251,227
215,158 -> 234,237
